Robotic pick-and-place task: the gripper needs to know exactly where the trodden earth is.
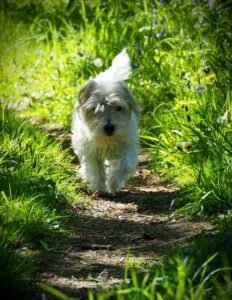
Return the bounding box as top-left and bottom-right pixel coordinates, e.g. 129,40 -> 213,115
33,127 -> 212,299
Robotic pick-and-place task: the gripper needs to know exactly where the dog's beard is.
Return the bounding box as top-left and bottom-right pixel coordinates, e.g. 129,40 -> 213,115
93,133 -> 128,143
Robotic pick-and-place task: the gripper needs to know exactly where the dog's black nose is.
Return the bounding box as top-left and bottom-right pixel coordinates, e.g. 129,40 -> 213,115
104,124 -> 115,136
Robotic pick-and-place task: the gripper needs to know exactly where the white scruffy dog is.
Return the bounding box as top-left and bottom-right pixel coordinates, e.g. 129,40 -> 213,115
72,49 -> 140,194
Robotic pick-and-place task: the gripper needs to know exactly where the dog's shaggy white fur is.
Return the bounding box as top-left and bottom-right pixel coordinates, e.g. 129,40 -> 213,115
72,49 -> 140,194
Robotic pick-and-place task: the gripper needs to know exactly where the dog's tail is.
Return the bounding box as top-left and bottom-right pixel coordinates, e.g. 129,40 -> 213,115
95,49 -> 132,82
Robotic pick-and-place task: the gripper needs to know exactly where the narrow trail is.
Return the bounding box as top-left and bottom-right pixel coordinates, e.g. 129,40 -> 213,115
33,126 -> 212,299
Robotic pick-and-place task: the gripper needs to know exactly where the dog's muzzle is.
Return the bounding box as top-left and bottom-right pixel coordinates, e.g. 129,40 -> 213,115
104,123 -> 115,136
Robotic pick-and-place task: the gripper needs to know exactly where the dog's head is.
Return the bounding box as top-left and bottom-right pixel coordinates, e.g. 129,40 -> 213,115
77,79 -> 139,140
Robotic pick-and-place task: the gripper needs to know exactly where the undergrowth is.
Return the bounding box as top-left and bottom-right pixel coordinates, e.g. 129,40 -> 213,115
0,109 -> 80,298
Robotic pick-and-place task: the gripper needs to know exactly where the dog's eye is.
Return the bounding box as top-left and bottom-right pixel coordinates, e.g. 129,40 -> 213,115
116,106 -> 122,112
86,108 -> 95,115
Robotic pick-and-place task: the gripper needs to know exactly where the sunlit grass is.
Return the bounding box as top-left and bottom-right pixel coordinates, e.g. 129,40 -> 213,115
1,1 -> 231,215
0,109 -> 81,296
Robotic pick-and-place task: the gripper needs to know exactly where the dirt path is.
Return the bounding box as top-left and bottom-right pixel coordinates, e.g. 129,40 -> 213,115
37,147 -> 212,299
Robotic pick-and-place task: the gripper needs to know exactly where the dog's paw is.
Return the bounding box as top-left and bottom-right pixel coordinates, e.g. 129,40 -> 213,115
106,177 -> 124,195
89,182 -> 106,193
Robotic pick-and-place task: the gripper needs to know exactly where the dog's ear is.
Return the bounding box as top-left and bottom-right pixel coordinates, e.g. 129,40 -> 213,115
78,79 -> 97,107
122,85 -> 140,115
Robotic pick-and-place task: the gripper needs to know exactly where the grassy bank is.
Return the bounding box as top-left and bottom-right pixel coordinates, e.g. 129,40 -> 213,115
0,109 -> 80,298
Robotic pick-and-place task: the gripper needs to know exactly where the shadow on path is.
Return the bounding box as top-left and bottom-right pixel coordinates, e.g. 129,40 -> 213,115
37,153 -> 212,299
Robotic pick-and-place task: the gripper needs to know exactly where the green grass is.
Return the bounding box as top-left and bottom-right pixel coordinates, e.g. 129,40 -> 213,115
41,232 -> 232,300
0,109 -> 81,297
0,0 -> 232,299
1,0 -> 231,214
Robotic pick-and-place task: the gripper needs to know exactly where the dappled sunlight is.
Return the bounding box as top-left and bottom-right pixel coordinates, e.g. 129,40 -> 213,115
35,156 -> 212,298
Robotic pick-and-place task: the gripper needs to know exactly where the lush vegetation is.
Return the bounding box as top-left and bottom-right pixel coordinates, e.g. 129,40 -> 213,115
0,0 -> 231,299
0,109 -> 81,298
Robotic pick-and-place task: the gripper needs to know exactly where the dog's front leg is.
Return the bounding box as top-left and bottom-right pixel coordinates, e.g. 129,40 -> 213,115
106,148 -> 138,194
80,156 -> 105,193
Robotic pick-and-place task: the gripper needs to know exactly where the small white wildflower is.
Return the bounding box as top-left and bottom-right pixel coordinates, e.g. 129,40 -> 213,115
93,58 -> 103,68
217,110 -> 229,124
52,224 -> 60,229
